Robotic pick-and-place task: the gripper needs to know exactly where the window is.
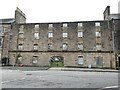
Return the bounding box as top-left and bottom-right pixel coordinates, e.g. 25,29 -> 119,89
96,38 -> 101,44
95,22 -> 100,26
78,43 -> 83,50
49,24 -> 53,28
19,33 -> 24,38
0,26 -> 4,34
0,37 -> 3,47
32,56 -> 38,64
48,32 -> 53,38
78,23 -> 83,27
78,56 -> 84,64
17,56 -> 22,64
96,44 -> 101,51
33,44 -> 38,50
34,32 -> 39,39
48,43 -> 52,50
62,43 -> 68,50
96,56 -> 103,66
78,31 -> 83,37
95,31 -> 101,37
63,23 -> 67,27
35,24 -> 39,28
63,32 -> 68,38
18,44 -> 23,50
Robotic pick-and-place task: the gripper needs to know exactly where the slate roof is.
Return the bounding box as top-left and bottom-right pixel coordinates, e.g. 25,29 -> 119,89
0,18 -> 15,24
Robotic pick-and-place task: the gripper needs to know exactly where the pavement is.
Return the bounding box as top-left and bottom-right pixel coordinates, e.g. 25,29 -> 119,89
1,66 -> 119,72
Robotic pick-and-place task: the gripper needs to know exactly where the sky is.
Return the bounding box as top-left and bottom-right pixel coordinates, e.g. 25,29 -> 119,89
0,0 -> 119,23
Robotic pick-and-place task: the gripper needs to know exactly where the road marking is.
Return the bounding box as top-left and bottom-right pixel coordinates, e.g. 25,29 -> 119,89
104,86 -> 120,88
1,77 -> 25,84
98,86 -> 120,90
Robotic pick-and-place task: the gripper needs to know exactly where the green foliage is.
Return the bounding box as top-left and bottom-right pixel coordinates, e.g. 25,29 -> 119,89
51,61 -> 64,67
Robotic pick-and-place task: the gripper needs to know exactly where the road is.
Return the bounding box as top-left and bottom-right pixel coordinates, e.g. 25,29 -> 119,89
1,69 -> 119,89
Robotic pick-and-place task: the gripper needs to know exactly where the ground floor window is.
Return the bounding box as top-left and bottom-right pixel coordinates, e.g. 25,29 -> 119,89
32,56 -> 38,64
17,56 -> 22,64
96,56 -> 103,67
78,56 -> 84,65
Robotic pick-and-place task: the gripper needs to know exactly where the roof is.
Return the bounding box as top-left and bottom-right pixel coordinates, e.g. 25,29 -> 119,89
0,18 -> 15,24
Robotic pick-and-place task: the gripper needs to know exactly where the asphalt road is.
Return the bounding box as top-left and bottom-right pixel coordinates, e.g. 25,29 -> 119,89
1,69 -> 119,89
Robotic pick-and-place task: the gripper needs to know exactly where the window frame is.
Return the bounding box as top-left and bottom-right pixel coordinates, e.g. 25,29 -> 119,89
95,22 -> 100,27
62,43 -> 68,50
34,32 -> 39,39
78,31 -> 83,38
48,32 -> 53,38
48,43 -> 53,50
95,31 -> 101,37
63,32 -> 68,38
35,24 -> 39,28
32,56 -> 38,64
96,44 -> 102,51
78,23 -> 83,27
63,23 -> 68,27
77,43 -> 83,51
18,44 -> 23,50
78,55 -> 84,65
33,44 -> 38,50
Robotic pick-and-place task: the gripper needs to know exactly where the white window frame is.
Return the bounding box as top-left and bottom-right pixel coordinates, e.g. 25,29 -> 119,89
49,24 -> 53,28
18,56 -> 22,64
63,23 -> 67,27
95,22 -> 100,26
95,31 -> 101,37
32,56 -> 38,64
62,43 -> 68,50
48,43 -> 53,50
48,32 -> 53,38
78,23 -> 83,27
33,44 -> 38,50
35,24 -> 39,28
18,44 -> 23,50
0,26 -> 4,34
78,44 -> 83,50
78,56 -> 84,65
19,33 -> 24,38
96,44 -> 101,50
78,31 -> 83,37
34,32 -> 39,39
63,32 -> 68,38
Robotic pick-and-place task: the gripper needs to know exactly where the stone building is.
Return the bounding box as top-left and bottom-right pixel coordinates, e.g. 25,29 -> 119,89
1,6 -> 120,68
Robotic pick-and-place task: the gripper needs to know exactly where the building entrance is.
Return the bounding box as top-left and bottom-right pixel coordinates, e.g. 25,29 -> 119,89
50,56 -> 64,67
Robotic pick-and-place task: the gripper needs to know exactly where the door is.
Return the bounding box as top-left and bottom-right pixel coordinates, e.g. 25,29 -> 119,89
96,57 -> 103,68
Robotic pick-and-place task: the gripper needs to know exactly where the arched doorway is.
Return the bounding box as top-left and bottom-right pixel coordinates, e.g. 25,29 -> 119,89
50,56 -> 64,67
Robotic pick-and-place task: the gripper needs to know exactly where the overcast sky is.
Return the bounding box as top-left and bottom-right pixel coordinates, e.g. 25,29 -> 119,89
0,0 -> 119,23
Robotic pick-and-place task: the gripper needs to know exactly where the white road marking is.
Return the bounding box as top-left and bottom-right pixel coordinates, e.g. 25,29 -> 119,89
104,86 -> 119,88
1,77 -> 25,84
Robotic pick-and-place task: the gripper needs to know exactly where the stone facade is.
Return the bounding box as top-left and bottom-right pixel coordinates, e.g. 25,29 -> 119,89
1,6 -> 120,69
8,21 -> 115,68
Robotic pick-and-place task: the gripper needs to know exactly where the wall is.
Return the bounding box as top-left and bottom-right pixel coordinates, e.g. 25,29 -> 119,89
9,21 -> 114,68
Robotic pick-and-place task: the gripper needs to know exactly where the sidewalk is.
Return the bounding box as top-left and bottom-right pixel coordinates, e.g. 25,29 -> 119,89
1,66 -> 119,72
1,66 -> 49,71
49,67 -> 119,73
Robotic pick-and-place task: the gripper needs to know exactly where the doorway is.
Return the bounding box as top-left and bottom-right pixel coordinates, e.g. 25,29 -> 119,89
50,56 -> 64,67
119,56 -> 120,68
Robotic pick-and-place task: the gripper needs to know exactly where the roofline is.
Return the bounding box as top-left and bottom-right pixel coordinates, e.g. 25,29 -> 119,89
11,20 -> 112,25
